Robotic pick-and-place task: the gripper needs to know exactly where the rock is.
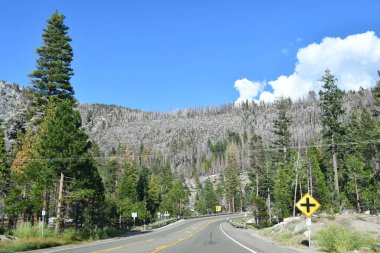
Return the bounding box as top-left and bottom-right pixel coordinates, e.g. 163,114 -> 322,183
364,210 -> 370,215
294,223 -> 307,234
246,218 -> 256,224
283,217 -> 300,224
373,243 -> 380,251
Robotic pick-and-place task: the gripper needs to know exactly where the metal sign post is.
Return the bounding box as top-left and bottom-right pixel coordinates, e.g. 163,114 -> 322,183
132,212 -> 137,228
41,209 -> 46,237
295,193 -> 321,248
306,217 -> 312,248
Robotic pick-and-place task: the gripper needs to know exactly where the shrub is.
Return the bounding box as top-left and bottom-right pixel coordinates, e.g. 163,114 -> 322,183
315,223 -> 376,253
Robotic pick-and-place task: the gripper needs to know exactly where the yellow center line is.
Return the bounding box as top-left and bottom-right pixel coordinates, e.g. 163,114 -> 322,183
149,222 -> 212,253
91,238 -> 155,253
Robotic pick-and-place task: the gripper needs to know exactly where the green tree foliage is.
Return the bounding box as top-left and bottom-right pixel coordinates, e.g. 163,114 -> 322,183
272,97 -> 292,163
225,144 -> 242,213
38,100 -> 104,228
136,166 -> 150,202
101,159 -> 118,198
343,155 -> 376,212
250,195 -> 269,228
159,179 -> 188,216
249,133 -> 267,197
29,11 -> 74,107
306,146 -> 330,207
274,150 -> 296,219
195,179 -> 218,214
0,128 -> 9,196
147,174 -> 161,216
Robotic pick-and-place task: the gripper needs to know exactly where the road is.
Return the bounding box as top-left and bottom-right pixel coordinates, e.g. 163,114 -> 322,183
27,215 -> 304,253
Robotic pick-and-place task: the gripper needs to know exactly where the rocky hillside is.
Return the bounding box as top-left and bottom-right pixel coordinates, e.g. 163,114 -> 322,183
0,80 -> 375,176
0,81 -> 32,149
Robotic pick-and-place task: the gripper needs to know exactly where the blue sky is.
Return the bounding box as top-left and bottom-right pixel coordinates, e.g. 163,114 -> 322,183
0,0 -> 379,111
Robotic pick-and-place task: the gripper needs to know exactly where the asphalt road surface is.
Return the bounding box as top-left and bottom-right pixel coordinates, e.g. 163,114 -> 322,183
27,215 -> 305,253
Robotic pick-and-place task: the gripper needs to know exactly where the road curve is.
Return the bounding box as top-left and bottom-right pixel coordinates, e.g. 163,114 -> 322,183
26,215 -> 304,253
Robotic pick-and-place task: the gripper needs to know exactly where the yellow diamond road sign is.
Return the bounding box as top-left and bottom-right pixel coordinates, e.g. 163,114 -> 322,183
215,205 -> 222,212
295,193 -> 321,217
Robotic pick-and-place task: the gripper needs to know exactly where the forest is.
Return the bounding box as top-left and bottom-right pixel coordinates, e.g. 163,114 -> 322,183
0,10 -> 379,236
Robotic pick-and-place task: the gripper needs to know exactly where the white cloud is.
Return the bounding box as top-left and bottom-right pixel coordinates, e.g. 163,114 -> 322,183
234,32 -> 380,104
234,78 -> 264,105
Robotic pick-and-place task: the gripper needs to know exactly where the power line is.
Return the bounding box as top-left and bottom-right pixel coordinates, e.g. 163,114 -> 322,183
3,139 -> 380,163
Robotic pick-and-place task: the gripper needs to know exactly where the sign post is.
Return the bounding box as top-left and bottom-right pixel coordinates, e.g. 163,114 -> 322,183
132,212 -> 137,228
215,205 -> 221,213
295,193 -> 321,248
41,209 -> 46,237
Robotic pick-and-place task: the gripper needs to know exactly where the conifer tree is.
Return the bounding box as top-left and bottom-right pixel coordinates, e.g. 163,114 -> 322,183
319,69 -> 344,195
0,128 -> 8,195
249,133 -> 267,197
29,11 -> 74,107
274,151 -> 296,219
195,179 -> 218,214
37,100 -> 101,231
147,174 -> 161,216
225,144 -> 241,213
272,97 -> 292,163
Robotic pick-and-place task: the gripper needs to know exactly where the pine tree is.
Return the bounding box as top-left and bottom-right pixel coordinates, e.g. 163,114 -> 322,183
147,174 -> 161,217
225,144 -> 241,213
195,179 -> 218,214
29,11 -> 74,107
37,100 -> 101,232
319,69 -> 345,195
272,97 -> 292,163
274,150 -> 296,219
249,133 -> 266,197
0,128 -> 10,226
0,128 -> 8,195
306,146 -> 330,207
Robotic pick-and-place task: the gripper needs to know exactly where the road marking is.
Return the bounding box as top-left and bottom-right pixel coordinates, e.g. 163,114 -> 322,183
92,239 -> 148,253
36,220 -> 189,253
220,223 -> 258,253
149,222 -> 211,253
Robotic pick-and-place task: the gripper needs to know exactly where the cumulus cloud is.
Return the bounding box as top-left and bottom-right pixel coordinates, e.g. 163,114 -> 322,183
234,78 -> 264,105
234,31 -> 380,104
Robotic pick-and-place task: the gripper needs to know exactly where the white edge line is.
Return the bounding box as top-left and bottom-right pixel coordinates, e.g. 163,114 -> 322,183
40,220 -> 189,253
219,223 -> 258,253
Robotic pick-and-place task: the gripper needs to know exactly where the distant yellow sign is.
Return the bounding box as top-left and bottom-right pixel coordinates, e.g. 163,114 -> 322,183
215,205 -> 222,213
295,193 -> 321,217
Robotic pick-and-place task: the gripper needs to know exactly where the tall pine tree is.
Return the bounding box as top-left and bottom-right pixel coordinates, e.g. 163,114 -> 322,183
319,69 -> 345,195
272,97 -> 292,163
29,11 -> 74,107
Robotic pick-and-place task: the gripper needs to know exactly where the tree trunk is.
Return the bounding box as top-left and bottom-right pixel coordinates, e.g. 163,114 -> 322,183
232,196 -> 235,213
267,188 -> 272,225
293,148 -> 300,217
256,175 -> 259,197
55,172 -> 64,233
332,146 -> 339,194
354,174 -> 361,213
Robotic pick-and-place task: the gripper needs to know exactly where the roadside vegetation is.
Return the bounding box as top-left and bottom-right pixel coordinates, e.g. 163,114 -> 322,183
314,223 -> 378,253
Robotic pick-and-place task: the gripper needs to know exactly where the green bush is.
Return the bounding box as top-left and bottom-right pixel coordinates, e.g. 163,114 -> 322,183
12,222 -> 55,239
315,223 -> 376,253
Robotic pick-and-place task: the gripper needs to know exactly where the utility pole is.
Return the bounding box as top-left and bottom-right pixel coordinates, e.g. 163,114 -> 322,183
55,172 -> 64,233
